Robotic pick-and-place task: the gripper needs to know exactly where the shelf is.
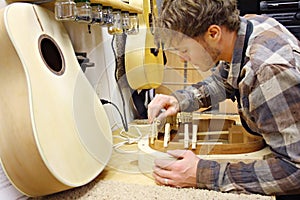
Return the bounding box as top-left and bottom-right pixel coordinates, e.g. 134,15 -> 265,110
91,0 -> 143,14
6,0 -> 143,14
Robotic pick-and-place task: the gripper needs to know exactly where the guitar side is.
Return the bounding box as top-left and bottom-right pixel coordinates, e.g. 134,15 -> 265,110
125,0 -> 164,90
0,3 -> 112,197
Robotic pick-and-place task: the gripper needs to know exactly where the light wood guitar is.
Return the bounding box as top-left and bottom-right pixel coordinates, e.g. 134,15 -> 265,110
125,0 -> 164,90
0,3 -> 112,197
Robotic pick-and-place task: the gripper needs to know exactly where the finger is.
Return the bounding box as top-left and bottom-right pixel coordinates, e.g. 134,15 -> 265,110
164,106 -> 178,117
149,105 -> 178,124
152,171 -> 164,185
156,107 -> 176,123
147,105 -> 162,123
166,149 -> 189,159
154,157 -> 177,170
155,112 -> 166,123
147,96 -> 165,123
153,165 -> 173,178
148,94 -> 178,123
148,110 -> 160,123
152,171 -> 173,186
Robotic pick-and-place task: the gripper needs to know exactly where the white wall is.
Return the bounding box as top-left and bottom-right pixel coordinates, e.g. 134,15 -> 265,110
0,1 -> 134,131
63,22 -> 134,131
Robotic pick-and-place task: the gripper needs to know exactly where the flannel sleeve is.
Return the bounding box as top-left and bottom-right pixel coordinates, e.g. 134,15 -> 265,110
171,62 -> 234,112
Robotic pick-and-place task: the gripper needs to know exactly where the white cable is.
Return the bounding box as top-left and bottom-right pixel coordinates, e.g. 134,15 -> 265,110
113,124 -> 143,154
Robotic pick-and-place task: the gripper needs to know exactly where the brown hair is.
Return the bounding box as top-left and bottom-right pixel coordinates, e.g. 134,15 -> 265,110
157,0 -> 240,44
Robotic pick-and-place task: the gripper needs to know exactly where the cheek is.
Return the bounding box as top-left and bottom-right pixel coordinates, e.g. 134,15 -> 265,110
190,52 -> 215,71
191,51 -> 213,64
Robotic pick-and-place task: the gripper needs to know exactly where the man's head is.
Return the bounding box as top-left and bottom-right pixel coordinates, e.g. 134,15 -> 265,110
157,0 -> 241,71
158,0 -> 240,39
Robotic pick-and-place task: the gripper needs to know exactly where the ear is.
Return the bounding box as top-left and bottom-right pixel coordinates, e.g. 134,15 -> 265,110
206,25 -> 221,41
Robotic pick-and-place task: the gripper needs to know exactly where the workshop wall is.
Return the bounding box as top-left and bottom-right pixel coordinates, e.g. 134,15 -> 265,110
0,1 -> 135,131
63,22 -> 135,131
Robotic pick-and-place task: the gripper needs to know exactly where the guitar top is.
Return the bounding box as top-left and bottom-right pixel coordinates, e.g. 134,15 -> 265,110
0,3 -> 112,197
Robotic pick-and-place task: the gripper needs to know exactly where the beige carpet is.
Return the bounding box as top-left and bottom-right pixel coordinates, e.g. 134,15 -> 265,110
31,177 -> 274,200
30,124 -> 275,200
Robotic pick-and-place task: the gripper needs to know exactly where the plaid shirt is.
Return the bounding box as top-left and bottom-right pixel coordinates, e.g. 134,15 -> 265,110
173,16 -> 300,195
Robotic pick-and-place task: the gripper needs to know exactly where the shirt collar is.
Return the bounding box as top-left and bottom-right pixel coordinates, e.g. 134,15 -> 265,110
227,17 -> 248,89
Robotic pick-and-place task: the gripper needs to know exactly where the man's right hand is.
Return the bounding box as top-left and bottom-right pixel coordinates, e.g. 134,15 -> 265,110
147,94 -> 180,123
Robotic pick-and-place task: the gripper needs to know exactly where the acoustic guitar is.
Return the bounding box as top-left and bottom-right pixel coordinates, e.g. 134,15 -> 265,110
125,0 -> 164,90
0,3 -> 112,197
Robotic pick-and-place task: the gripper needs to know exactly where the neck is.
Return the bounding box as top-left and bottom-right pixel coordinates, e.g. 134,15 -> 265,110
219,29 -> 237,62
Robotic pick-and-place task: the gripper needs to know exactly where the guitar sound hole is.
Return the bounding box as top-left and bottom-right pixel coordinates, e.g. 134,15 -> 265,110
39,35 -> 65,75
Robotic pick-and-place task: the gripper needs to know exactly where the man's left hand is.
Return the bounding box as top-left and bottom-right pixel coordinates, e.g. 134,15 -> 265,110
152,150 -> 200,188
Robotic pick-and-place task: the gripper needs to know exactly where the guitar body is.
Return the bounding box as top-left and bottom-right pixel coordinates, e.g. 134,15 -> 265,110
138,114 -> 270,176
0,3 -> 112,197
125,0 -> 164,90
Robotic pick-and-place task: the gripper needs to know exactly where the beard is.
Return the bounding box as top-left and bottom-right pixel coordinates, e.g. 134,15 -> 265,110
194,39 -> 221,71
202,39 -> 221,65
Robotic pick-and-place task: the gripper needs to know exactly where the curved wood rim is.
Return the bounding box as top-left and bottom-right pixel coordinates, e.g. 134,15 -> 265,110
150,139 -> 265,155
149,117 -> 266,155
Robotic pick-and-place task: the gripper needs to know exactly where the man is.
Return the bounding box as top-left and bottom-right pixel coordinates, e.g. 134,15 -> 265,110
147,0 -> 300,199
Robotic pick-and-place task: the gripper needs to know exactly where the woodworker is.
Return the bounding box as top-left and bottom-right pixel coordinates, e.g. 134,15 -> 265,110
147,0 -> 300,199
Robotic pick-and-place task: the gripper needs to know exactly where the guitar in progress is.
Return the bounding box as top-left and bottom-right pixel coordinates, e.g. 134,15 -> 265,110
0,3 -> 112,197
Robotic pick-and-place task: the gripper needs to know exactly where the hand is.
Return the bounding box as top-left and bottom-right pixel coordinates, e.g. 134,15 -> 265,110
152,150 -> 200,188
147,94 -> 179,123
